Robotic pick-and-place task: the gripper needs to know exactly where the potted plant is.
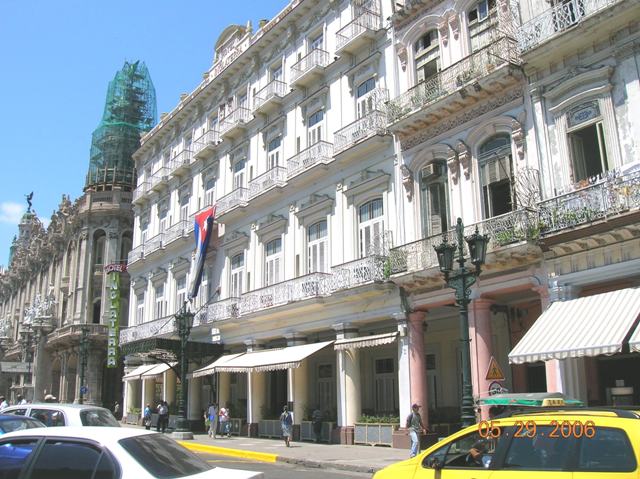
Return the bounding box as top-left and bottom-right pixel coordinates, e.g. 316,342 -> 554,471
354,415 -> 399,447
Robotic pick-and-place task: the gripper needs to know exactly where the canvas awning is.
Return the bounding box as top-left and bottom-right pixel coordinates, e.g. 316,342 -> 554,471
192,353 -> 245,378
628,314 -> 640,353
122,364 -> 157,381
141,362 -> 177,378
214,341 -> 333,373
334,332 -> 398,350
509,288 -> 640,364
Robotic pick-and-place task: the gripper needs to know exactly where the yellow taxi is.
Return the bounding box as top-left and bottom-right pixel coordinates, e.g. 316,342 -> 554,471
373,408 -> 640,479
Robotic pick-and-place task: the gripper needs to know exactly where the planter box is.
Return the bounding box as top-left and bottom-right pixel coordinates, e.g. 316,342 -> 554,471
125,413 -> 139,425
229,418 -> 244,436
258,419 -> 281,438
300,421 -> 334,442
354,423 -> 398,446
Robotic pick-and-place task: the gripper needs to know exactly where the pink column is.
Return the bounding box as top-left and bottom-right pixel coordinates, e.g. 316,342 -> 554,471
534,286 -> 562,393
408,311 -> 428,426
469,299 -> 494,417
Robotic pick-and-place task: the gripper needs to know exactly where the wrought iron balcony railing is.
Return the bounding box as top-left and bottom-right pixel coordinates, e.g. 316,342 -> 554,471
206,298 -> 240,322
329,256 -> 387,291
120,315 -> 175,345
254,79 -> 288,110
127,245 -> 144,265
386,37 -> 520,124
193,129 -> 220,157
150,167 -> 170,190
287,141 -> 334,178
518,0 -> 623,52
220,108 -> 252,135
132,182 -> 150,203
336,10 -> 381,51
334,109 -> 388,154
291,49 -> 330,83
248,166 -> 287,199
164,220 -> 190,245
145,233 -> 164,255
217,187 -> 249,215
169,150 -> 192,175
238,273 -> 332,315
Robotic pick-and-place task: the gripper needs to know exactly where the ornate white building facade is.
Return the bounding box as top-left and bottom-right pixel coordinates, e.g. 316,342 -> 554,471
121,0 -> 640,442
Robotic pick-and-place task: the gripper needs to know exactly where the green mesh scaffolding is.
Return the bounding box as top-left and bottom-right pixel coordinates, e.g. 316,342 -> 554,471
85,61 -> 157,190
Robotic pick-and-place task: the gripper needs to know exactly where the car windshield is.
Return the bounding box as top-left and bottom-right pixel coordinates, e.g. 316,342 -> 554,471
0,418 -> 44,435
119,433 -> 212,479
79,409 -> 120,427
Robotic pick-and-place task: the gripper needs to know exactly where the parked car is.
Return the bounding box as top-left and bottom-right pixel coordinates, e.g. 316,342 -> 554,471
0,415 -> 45,435
1,403 -> 119,427
0,426 -> 263,478
373,408 -> 640,478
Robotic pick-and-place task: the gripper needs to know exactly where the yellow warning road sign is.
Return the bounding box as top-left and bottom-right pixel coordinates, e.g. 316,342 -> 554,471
485,356 -> 505,381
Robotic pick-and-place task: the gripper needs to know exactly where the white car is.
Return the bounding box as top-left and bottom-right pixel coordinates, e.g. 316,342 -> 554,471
1,403 -> 119,427
0,426 -> 263,478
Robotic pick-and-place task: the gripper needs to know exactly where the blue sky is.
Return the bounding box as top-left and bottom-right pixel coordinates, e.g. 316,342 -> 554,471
0,0 -> 283,266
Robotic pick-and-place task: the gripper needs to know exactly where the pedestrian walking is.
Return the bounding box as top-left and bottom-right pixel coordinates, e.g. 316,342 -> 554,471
0,396 -> 8,411
156,401 -> 169,433
406,403 -> 426,458
311,406 -> 323,443
218,405 -> 230,437
143,404 -> 152,430
207,403 -> 218,438
16,394 -> 27,405
280,405 -> 293,447
113,401 -> 121,420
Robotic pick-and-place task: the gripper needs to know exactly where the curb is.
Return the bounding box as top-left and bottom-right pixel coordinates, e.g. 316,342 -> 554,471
178,441 -> 278,463
275,456 -> 378,474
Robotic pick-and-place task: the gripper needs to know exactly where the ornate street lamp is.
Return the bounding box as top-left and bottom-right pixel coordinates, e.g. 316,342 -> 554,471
434,218 -> 489,427
173,302 -> 195,437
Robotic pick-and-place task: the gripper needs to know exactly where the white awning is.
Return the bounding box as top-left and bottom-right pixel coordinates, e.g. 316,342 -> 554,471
141,362 -> 177,378
509,288 -> 640,364
122,364 -> 157,381
334,332 -> 398,350
628,313 -> 640,353
215,341 -> 334,373
192,353 -> 245,378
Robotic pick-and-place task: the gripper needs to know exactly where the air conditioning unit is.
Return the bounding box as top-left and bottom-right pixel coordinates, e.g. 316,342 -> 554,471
421,163 -> 440,179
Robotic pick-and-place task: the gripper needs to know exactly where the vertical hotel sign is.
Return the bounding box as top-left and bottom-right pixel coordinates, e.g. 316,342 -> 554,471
105,263 -> 126,368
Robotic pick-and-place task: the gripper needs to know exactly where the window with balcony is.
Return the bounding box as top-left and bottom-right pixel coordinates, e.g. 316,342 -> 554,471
468,0 -> 497,51
158,203 -> 170,233
154,284 -> 166,319
420,160 -> 450,237
141,222 -> 149,244
308,110 -> 324,146
359,198 -> 384,257
267,136 -> 282,169
230,253 -> 245,298
175,275 -> 187,312
414,30 -> 440,84
357,78 -> 376,118
204,177 -> 216,208
479,134 -> 515,218
308,220 -> 329,273
179,192 -> 190,222
310,32 -> 324,52
135,292 -> 144,325
265,238 -> 282,286
567,101 -> 609,183
233,159 -> 246,189
271,64 -> 283,82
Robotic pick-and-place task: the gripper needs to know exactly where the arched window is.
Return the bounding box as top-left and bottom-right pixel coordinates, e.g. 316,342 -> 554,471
359,198 -> 384,257
478,134 -> 514,218
308,220 -> 328,273
265,238 -> 282,286
414,30 -> 440,84
468,0 -> 497,52
420,160 -> 449,237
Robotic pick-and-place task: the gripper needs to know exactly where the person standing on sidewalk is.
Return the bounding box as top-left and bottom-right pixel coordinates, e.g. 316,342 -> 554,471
311,406 -> 323,443
280,405 -> 293,448
219,405 -> 230,437
207,403 -> 218,438
406,403 -> 426,458
143,404 -> 152,430
157,401 -> 169,433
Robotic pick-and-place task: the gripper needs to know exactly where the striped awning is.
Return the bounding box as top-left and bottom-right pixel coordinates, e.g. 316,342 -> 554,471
192,353 -> 245,378
334,332 -> 398,350
122,364 -> 157,381
141,362 -> 177,378
213,341 -> 333,373
628,312 -> 640,353
509,288 -> 640,364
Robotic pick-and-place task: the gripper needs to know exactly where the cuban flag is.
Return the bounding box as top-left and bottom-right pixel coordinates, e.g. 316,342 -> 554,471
189,206 -> 216,300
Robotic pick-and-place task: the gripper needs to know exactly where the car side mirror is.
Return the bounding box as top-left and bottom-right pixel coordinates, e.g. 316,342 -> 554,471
427,457 -> 443,470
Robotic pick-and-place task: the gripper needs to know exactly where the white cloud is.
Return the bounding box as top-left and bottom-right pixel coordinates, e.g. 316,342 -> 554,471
0,202 -> 25,224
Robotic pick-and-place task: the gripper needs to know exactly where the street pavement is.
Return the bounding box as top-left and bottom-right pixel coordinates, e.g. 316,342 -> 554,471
195,450 -> 371,478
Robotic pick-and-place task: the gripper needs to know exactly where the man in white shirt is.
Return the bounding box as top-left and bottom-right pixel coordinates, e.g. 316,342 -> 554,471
17,394 -> 27,405
0,395 -> 8,410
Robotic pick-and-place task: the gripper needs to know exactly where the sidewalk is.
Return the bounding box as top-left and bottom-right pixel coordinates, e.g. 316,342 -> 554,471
180,432 -> 410,474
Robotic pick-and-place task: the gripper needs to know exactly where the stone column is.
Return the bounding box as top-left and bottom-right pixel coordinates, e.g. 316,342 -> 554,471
142,378 -> 156,413
285,335 -> 307,432
469,299 -> 495,419
245,340 -> 264,437
188,374 -> 202,421
163,368 -> 177,409
408,311 -> 428,425
59,352 -> 68,403
32,329 -> 51,402
218,372 -> 231,409
396,315 -> 411,429
334,324 -> 361,445
85,348 -> 102,406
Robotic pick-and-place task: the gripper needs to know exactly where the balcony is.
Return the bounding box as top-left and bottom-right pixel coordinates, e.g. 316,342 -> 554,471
150,167 -> 170,192
120,315 -> 176,345
205,298 -> 240,323
217,188 -> 249,217
193,130 -> 220,160
169,150 -> 192,177
329,256 -> 386,292
287,141 -> 334,180
220,108 -> 252,140
386,37 -> 521,132
127,245 -> 144,266
334,110 -> 389,159
518,0 -> 626,53
238,273 -> 332,315
290,49 -> 330,88
132,182 -> 150,205
538,170 -> 640,236
248,166 -> 287,200
163,220 -> 190,247
145,233 -> 164,256
47,324 -> 108,347
254,80 -> 288,114
336,10 -> 381,55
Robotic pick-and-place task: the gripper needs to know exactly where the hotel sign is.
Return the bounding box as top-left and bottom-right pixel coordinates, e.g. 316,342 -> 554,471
105,263 -> 126,368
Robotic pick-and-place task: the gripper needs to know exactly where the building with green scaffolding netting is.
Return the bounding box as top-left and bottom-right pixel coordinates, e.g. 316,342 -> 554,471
85,61 -> 157,191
